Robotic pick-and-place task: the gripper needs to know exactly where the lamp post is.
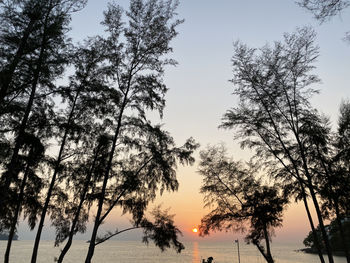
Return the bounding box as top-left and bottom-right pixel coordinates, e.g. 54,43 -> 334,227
235,239 -> 241,263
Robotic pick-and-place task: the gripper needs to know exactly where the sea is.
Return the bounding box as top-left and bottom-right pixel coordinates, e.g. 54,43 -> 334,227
0,240 -> 347,263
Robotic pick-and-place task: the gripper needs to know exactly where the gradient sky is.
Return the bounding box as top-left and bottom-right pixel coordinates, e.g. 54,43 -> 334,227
19,0 -> 350,245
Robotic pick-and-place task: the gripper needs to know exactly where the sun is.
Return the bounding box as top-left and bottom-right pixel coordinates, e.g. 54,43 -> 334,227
192,228 -> 198,233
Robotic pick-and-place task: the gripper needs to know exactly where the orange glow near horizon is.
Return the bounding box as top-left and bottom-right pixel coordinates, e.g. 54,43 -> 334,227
192,228 -> 198,233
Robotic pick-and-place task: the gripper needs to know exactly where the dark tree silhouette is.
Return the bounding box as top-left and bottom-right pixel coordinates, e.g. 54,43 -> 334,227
0,0 -> 86,244
221,27 -> 335,263
312,101 -> 350,263
78,1 -> 193,262
0,1 -> 86,262
304,219 -> 350,255
198,145 -> 288,263
1,0 -> 195,261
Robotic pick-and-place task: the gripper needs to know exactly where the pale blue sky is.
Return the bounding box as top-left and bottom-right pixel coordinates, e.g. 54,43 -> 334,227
19,0 -> 350,244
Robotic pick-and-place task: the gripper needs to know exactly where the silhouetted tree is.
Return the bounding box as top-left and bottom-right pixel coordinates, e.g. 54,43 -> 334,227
0,0 -> 43,111
0,0 -> 86,235
0,0 -> 194,261
304,219 -> 350,254
221,27 -> 334,263
198,145 -> 288,263
313,101 -> 350,263
79,0 -> 187,261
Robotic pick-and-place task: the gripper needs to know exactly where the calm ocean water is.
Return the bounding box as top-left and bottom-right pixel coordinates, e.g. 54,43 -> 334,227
0,240 -> 346,263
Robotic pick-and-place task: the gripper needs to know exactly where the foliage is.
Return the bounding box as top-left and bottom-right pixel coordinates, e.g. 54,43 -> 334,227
304,219 -> 350,253
0,0 -> 193,262
198,145 -> 288,263
220,26 -> 346,263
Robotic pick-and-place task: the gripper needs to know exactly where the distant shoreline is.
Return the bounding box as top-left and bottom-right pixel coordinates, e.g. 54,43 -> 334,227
0,234 -> 18,241
297,248 -> 346,257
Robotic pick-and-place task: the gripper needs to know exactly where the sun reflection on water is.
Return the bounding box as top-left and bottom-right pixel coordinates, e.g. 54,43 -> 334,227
192,241 -> 200,263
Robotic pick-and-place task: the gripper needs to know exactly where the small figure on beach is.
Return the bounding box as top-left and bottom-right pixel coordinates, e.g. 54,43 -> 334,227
202,256 -> 214,263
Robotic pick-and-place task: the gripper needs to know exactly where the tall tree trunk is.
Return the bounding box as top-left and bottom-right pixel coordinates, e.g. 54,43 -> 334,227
295,135 -> 334,263
316,144 -> 350,263
255,242 -> 273,263
307,182 -> 334,263
300,184 -> 326,263
85,87 -> 130,263
263,225 -> 274,263
56,144 -> 101,263
31,90 -> 79,263
4,164 -> 30,263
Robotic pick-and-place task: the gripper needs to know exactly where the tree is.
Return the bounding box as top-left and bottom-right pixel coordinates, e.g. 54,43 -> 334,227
314,101 -> 350,263
0,0 -> 87,262
303,219 -> 350,255
81,0 -> 188,261
198,145 -> 288,263
221,27 -> 335,263
27,1 -> 196,262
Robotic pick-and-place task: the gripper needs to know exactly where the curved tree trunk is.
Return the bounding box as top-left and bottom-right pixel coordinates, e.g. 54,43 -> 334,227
31,90 -> 79,263
307,181 -> 334,263
56,144 -> 101,263
85,84 -> 130,263
300,182 -> 326,263
296,135 -> 334,263
263,225 -> 274,263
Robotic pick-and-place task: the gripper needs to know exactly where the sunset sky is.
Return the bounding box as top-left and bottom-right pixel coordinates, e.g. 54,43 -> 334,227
18,0 -> 350,245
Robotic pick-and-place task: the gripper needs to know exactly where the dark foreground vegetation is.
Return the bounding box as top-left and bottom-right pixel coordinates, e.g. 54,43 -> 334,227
0,0 -> 197,262
303,219 -> 350,256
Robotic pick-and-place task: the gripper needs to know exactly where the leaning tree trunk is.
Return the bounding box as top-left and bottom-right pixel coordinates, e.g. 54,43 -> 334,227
296,136 -> 334,263
255,241 -> 274,263
263,224 -> 274,263
307,180 -> 334,263
56,144 -> 101,263
299,181 -> 326,263
85,84 -> 130,263
31,90 -> 79,263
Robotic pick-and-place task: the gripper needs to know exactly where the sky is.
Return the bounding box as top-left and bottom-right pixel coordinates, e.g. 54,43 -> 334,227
18,0 -> 350,245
